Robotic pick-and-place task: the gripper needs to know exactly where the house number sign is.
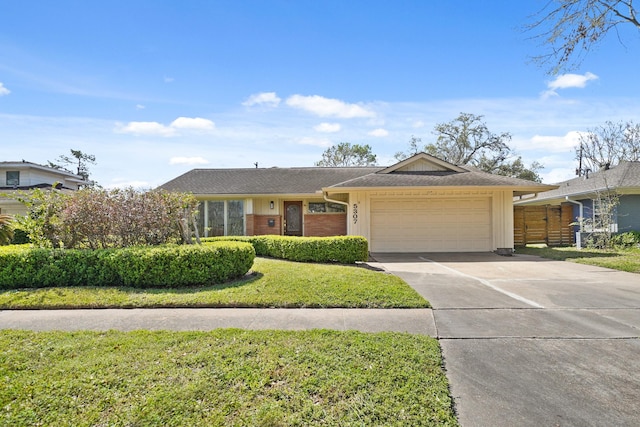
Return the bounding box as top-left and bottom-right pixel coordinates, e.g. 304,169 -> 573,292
352,203 -> 358,224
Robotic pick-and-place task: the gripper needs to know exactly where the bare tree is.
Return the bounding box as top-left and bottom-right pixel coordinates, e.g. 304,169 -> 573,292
527,0 -> 640,74
576,120 -> 640,173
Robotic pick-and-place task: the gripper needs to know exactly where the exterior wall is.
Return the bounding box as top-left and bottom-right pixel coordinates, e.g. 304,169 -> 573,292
0,198 -> 26,216
248,214 -> 283,235
492,190 -> 514,251
617,195 -> 640,233
198,196 -> 347,237
304,213 -> 347,236
0,165 -> 82,190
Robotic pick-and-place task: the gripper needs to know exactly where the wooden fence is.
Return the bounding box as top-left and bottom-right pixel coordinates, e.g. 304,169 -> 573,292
514,204 -> 575,246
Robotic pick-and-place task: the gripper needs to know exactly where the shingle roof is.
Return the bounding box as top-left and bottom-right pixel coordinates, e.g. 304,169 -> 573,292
329,166 -> 552,190
158,163 -> 554,196
516,161 -> 640,204
158,167 -> 383,195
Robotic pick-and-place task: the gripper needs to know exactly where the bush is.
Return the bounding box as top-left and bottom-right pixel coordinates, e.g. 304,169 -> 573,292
611,231 -> 640,249
11,228 -> 30,245
0,242 -> 255,290
13,188 -> 199,249
203,235 -> 368,264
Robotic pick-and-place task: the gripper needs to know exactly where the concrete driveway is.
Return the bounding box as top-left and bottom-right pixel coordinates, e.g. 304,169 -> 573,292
370,252 -> 640,427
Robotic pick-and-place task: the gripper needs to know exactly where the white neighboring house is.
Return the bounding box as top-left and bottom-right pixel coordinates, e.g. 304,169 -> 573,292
0,161 -> 88,216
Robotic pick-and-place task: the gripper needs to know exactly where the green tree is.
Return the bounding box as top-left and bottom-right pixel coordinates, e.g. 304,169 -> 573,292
526,0 -> 640,74
315,142 -> 377,167
48,149 -> 97,184
396,113 -> 543,182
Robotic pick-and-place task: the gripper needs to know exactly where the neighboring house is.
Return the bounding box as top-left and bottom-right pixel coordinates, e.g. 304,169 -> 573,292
159,153 -> 554,253
0,161 -> 87,216
514,161 -> 640,241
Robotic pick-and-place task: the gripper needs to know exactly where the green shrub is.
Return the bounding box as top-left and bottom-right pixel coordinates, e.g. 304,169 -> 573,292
203,235 -> 368,264
0,242 -> 255,290
11,228 -> 30,245
611,231 -> 640,248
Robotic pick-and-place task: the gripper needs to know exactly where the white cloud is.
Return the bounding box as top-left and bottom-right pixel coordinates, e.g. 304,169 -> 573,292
116,117 -> 215,136
0,82 -> 10,96
104,179 -> 153,190
116,121 -> 176,137
170,117 -> 215,130
297,137 -> 333,147
164,76 -> 174,83
243,92 -> 281,107
286,94 -> 375,118
314,122 -> 341,133
136,104 -> 145,110
530,131 -> 583,153
169,156 -> 210,166
542,72 -> 598,98
540,167 -> 577,184
413,120 -> 425,128
368,128 -> 389,137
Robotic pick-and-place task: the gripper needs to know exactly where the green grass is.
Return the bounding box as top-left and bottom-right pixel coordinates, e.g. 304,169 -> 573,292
0,257 -> 428,309
516,245 -> 640,273
0,329 -> 458,426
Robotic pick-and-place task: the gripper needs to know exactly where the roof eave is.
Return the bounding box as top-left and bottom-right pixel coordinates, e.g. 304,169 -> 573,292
325,184 -> 557,194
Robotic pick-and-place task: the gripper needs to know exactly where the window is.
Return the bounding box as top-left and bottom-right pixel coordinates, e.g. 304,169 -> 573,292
197,200 -> 245,237
6,171 -> 19,186
308,202 -> 346,213
227,200 -> 244,236
207,201 -> 225,236
308,202 -> 326,213
586,198 -> 618,232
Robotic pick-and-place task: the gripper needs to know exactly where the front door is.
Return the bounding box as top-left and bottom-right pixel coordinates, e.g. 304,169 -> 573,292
284,201 -> 303,236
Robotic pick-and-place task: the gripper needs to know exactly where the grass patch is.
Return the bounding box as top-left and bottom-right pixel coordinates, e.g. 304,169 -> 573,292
0,329 -> 458,426
0,257 -> 428,309
516,245 -> 640,273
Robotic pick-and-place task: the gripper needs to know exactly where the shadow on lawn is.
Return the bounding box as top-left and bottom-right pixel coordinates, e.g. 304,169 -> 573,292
516,246 -> 621,261
117,271 -> 264,295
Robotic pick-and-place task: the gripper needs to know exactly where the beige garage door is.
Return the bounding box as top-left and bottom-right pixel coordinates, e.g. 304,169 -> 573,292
370,198 -> 492,252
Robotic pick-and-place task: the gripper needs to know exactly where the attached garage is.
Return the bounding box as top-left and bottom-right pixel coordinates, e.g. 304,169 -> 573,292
370,197 -> 492,252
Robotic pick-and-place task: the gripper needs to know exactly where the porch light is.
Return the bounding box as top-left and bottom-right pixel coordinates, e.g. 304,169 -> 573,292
270,201 -> 274,209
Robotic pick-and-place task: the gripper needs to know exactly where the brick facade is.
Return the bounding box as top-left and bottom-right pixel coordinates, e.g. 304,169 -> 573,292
247,214 -> 282,236
303,214 -> 347,237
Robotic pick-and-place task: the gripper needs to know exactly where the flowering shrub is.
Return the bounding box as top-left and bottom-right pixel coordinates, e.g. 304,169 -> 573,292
15,188 -> 198,249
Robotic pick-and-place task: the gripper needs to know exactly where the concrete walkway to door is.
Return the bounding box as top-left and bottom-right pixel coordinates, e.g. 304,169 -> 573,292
369,252 -> 640,427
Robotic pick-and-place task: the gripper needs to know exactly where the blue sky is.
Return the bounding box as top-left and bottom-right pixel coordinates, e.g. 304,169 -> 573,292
1,0 -> 639,188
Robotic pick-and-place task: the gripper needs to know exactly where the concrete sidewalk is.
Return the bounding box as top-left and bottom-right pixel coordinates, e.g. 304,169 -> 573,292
0,307 -> 436,335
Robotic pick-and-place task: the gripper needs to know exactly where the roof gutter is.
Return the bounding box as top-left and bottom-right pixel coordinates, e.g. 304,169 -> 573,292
564,196 -> 583,232
565,196 -> 584,249
323,191 -> 349,209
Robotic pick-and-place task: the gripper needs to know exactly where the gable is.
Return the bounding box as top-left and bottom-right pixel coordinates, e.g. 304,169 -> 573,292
380,152 -> 466,174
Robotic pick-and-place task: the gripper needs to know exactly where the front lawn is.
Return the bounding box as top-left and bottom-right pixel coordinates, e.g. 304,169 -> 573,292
516,245 -> 640,273
0,257 -> 428,309
0,329 -> 458,426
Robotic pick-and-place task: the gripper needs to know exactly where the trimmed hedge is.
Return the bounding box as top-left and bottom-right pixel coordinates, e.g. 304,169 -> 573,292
0,242 -> 255,290
203,235 -> 369,264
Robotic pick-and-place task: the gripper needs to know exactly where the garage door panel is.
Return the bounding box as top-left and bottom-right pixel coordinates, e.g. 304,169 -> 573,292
370,198 -> 492,252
